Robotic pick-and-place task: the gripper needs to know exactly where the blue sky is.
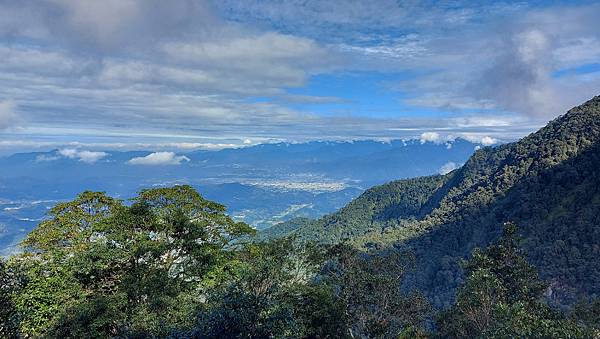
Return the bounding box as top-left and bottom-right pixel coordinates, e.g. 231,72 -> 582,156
0,0 -> 599,154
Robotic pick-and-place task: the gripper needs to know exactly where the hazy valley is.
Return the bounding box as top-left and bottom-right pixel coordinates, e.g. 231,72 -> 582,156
0,138 -> 481,255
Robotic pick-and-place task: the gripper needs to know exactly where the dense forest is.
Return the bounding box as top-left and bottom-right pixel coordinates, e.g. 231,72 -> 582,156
1,186 -> 599,337
2,96 -> 600,337
265,95 -> 600,308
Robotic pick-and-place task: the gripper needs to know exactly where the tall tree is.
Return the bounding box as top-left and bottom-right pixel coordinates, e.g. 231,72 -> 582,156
436,222 -> 583,338
192,237 -> 346,338
323,244 -> 431,338
12,185 -> 254,337
0,258 -> 21,338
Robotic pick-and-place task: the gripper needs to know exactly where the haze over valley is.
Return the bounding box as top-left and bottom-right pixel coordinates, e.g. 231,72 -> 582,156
0,138 -> 483,255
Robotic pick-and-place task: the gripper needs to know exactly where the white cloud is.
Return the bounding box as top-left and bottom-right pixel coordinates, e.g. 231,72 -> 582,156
128,152 -> 190,166
0,139 -> 261,155
480,136 -> 497,146
420,132 -> 441,144
161,142 -> 240,150
0,0 -> 337,138
439,161 -> 459,175
420,132 -> 499,146
0,100 -> 18,130
0,45 -> 84,76
163,32 -> 329,68
0,0 -> 598,148
58,148 -> 78,158
460,134 -> 498,146
35,154 -> 60,162
58,149 -> 108,163
76,150 -> 110,164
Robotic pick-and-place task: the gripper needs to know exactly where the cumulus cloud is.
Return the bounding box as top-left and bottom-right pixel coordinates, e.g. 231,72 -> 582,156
460,135 -> 498,146
439,162 -> 459,175
58,149 -> 108,163
480,136 -> 497,146
403,4 -> 600,118
420,132 -> 441,144
128,152 -> 190,166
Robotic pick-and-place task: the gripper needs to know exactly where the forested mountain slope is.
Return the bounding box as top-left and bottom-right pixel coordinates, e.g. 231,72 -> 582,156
262,95 -> 600,307
257,175 -> 449,242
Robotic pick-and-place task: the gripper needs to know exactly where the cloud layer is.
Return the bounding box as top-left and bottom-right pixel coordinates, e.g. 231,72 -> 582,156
0,1 -> 598,152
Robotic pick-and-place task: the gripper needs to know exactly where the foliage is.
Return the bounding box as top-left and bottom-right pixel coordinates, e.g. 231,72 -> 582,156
189,237 -> 431,339
3,189 -> 600,337
436,223 -> 585,338
11,185 -> 255,337
570,298 -> 600,337
6,186 -> 434,338
322,244 -> 431,338
263,175 -> 448,244
0,258 -> 21,338
189,237 -> 346,338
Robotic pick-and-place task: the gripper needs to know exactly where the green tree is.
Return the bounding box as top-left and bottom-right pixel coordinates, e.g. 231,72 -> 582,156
570,298 -> 600,337
193,237 -> 346,338
436,222 -> 584,338
13,185 -> 254,337
0,258 -> 21,338
324,244 -> 431,338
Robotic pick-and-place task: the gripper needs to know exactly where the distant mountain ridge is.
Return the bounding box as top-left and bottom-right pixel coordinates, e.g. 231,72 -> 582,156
0,138 -> 483,255
262,95 -> 600,308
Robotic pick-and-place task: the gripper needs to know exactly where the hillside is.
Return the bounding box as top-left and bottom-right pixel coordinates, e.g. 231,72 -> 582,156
262,95 -> 600,307
258,174 -> 449,242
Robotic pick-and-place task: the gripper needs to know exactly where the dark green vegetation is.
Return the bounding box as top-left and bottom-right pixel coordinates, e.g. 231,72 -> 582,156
266,95 -> 600,308
435,223 -> 599,338
2,191 -> 598,337
6,186 -> 254,337
258,175 -> 448,243
0,185 -> 436,337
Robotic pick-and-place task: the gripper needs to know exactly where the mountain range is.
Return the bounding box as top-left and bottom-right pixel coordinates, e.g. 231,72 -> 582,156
0,138 -> 482,255
261,95 -> 600,308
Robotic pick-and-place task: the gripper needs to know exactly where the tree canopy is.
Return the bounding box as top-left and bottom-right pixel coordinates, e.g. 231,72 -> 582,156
2,187 -> 600,337
10,185 -> 255,337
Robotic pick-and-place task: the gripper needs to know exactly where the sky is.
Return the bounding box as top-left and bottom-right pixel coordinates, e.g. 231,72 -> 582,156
0,0 -> 599,154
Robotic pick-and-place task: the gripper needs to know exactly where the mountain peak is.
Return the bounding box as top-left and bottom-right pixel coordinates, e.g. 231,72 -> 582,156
565,94 -> 600,116
520,94 -> 600,159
